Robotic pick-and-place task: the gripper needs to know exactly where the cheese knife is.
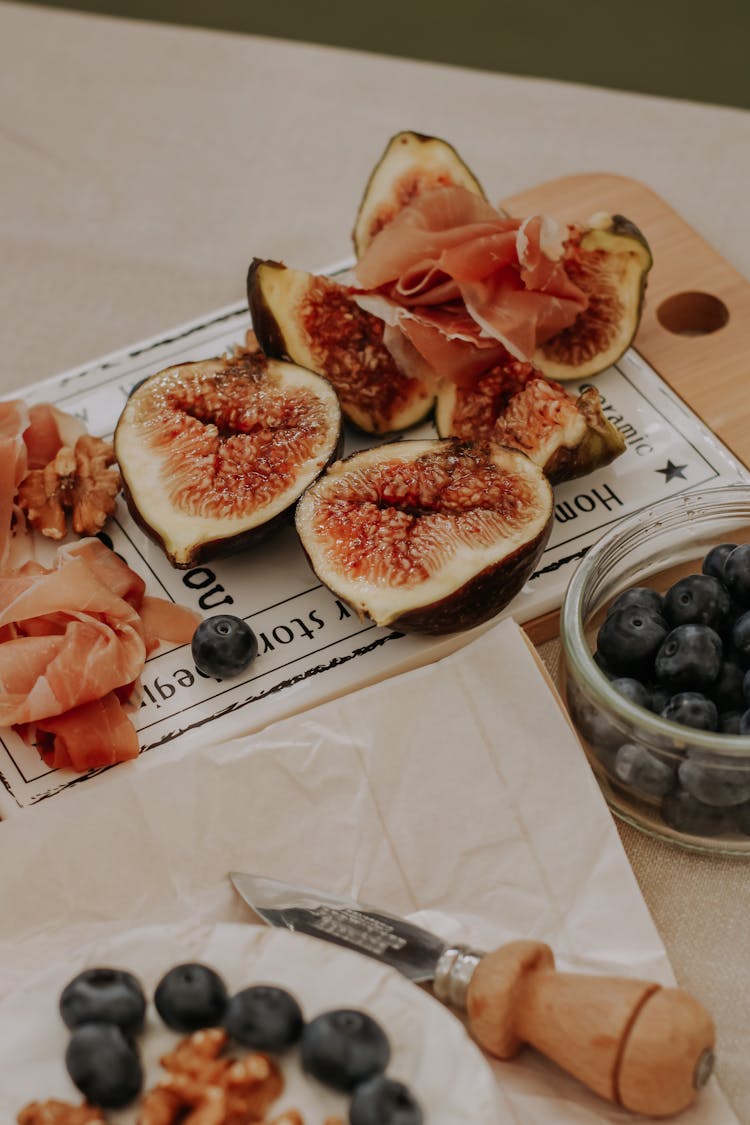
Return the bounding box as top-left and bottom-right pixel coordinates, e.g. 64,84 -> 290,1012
230,871 -> 715,1118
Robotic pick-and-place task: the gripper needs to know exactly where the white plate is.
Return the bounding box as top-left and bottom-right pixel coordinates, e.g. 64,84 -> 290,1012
1,920 -> 500,1123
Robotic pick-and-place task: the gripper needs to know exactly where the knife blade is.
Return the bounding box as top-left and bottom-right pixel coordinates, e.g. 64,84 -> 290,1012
230,872 -> 715,1118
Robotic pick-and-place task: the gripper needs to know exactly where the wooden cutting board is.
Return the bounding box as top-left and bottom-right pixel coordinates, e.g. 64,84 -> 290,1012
501,174 -> 750,645
501,174 -> 750,472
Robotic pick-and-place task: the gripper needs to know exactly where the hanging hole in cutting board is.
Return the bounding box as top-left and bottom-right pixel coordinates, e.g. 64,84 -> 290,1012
656,291 -> 729,336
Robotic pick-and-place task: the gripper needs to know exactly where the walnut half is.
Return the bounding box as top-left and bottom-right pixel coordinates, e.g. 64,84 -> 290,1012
138,1028 -> 285,1125
17,434 -> 121,539
17,1100 -> 106,1125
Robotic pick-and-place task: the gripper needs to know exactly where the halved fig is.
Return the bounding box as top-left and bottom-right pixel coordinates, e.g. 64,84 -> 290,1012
114,350 -> 342,568
533,213 -> 653,381
352,130 -> 487,258
435,358 -> 625,484
248,258 -> 435,435
295,439 -> 553,635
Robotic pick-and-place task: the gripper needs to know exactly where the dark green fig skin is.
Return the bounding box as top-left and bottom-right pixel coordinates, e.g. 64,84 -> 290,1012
542,387 -> 626,484
390,515 -> 552,635
247,257 -> 288,357
608,213 -> 652,258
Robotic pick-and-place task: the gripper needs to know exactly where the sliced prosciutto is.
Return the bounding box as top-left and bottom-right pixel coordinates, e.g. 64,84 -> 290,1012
352,185 -> 588,376
31,693 -> 140,771
0,536 -> 200,771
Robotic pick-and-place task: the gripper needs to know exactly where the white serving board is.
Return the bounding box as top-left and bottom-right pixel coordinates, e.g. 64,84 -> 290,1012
1,273 -> 747,812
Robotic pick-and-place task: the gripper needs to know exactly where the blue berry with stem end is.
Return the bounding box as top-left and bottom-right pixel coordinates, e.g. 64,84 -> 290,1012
654,625 -> 722,692
596,606 -> 668,677
191,615 -> 258,678
154,963 -> 228,1032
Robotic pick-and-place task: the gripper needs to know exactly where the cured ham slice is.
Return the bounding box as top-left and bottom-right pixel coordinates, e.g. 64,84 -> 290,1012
0,535 -> 200,771
353,185 -> 588,373
32,692 -> 140,771
0,399 -> 201,773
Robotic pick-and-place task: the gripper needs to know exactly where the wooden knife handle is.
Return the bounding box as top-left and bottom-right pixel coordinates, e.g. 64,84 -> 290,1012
466,941 -> 715,1117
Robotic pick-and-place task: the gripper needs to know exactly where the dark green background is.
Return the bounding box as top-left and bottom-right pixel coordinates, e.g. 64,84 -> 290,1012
18,0 -> 750,110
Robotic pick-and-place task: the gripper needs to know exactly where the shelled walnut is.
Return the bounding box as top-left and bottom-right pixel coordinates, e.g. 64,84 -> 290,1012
139,1028 -> 285,1125
17,1100 -> 106,1125
17,434 -> 121,539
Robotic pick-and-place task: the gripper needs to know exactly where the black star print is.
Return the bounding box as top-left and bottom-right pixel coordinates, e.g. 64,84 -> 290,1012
656,460 -> 688,483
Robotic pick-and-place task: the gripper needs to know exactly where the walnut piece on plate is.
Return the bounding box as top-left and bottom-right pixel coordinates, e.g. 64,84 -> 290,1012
17,434 -> 121,539
139,1028 -> 285,1125
17,1100 -> 106,1124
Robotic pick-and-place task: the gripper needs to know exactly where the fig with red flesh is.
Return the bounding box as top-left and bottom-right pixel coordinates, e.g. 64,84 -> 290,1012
114,350 -> 342,568
248,258 -> 435,435
295,438 -> 553,635
352,130 -> 487,259
353,132 -> 652,382
533,213 -> 653,381
435,356 -> 625,484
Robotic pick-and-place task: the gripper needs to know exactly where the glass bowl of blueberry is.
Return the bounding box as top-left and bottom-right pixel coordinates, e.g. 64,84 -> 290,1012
559,484 -> 750,854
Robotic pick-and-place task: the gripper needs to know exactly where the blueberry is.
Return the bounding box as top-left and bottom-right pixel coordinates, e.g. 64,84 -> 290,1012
720,711 -> 742,735
661,692 -> 718,731
154,963 -> 228,1032
679,749 -> 750,806
723,545 -> 750,606
654,625 -> 723,692
592,650 -> 616,679
663,574 -> 730,631
191,615 -> 259,678
606,587 -> 664,619
596,606 -> 668,677
224,985 -> 304,1051
300,1009 -> 390,1092
661,790 -> 737,837
349,1075 -> 423,1125
647,684 -> 672,714
702,543 -> 737,581
610,677 -> 652,710
614,743 -> 676,797
732,612 -> 750,664
65,1022 -> 142,1108
709,661 -> 745,713
59,967 -> 146,1036
566,682 -> 625,752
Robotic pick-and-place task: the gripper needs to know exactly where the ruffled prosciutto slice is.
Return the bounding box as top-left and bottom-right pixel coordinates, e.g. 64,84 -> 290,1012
353,186 -> 588,371
32,693 -> 140,771
0,537 -> 200,770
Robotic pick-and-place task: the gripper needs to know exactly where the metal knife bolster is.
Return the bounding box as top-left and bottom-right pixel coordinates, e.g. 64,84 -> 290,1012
433,945 -> 485,1009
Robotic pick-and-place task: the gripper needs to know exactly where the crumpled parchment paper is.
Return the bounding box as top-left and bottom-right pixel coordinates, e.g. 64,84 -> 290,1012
0,617 -> 737,1123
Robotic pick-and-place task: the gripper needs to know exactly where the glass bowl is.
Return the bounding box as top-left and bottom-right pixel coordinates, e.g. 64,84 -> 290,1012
559,484 -> 750,855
